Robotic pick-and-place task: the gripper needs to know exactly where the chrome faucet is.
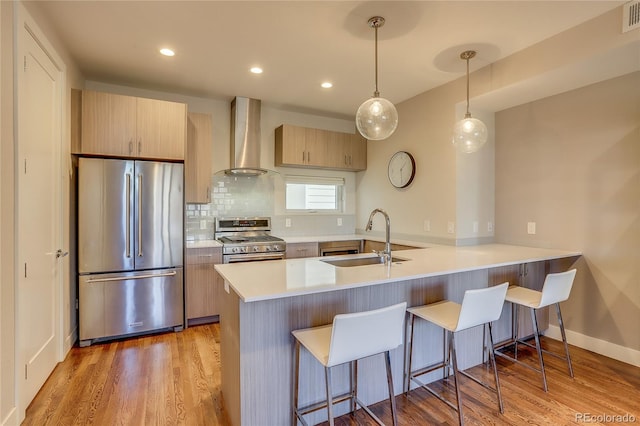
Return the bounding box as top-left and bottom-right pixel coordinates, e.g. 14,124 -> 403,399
365,208 -> 391,265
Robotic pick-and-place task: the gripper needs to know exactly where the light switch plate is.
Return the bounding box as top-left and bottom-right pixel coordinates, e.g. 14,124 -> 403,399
447,221 -> 455,234
337,217 -> 342,226
527,222 -> 536,234
285,218 -> 291,227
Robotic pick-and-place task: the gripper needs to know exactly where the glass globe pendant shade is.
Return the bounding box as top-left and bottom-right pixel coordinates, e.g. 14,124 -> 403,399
356,96 -> 398,141
452,115 -> 488,153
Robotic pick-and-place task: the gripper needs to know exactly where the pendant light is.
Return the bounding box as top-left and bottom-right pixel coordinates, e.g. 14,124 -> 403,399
356,16 -> 398,141
452,50 -> 487,153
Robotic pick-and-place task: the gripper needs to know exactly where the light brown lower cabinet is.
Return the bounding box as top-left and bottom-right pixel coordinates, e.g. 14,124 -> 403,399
186,247 -> 222,323
285,242 -> 319,258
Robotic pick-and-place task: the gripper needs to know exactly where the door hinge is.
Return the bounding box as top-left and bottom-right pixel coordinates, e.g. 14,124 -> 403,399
23,56 -> 27,72
75,299 -> 79,310
25,364 -> 28,380
24,262 -> 27,278
24,158 -> 27,174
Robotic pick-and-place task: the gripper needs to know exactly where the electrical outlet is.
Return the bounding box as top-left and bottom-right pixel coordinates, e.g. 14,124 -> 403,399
447,221 -> 455,234
423,220 -> 430,232
473,221 -> 479,233
337,217 -> 343,226
285,218 -> 291,228
487,221 -> 493,232
527,222 -> 536,235
200,219 -> 207,230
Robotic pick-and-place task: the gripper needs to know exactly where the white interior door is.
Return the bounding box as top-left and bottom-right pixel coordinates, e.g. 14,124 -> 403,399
17,23 -> 63,411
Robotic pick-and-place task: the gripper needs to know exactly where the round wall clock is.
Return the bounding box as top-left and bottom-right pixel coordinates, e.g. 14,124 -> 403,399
388,151 -> 416,188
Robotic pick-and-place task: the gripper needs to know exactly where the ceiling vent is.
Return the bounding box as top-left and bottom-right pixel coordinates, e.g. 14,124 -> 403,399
623,0 -> 640,33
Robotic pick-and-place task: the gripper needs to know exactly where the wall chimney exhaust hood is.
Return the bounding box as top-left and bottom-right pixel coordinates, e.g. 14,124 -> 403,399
216,96 -> 275,176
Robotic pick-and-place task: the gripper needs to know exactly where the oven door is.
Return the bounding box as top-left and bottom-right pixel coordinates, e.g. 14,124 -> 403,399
223,252 -> 285,264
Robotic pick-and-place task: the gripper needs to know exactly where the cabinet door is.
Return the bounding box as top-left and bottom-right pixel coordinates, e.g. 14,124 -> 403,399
324,131 -> 348,169
286,242 -> 319,259
136,97 -> 186,160
347,134 -> 367,171
185,112 -> 213,203
275,124 -> 308,166
304,128 -> 328,167
186,248 -> 221,320
81,90 -> 137,156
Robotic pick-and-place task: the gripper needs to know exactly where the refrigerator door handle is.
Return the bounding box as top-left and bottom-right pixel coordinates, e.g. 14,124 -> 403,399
126,173 -> 131,258
85,270 -> 177,283
137,173 -> 143,258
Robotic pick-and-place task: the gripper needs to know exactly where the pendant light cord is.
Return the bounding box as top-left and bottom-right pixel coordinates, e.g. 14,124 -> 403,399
465,56 -> 470,117
374,24 -> 379,97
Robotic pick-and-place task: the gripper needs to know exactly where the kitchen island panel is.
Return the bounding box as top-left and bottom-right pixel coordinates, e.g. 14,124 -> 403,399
220,269 -> 497,425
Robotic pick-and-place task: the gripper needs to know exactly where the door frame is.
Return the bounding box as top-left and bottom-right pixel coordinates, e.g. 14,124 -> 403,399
15,3 -> 67,419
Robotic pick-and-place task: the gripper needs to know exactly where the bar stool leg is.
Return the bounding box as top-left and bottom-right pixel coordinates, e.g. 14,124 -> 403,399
405,313 -> 415,395
292,341 -> 301,426
443,328 -> 450,380
385,350 -> 398,426
325,366 -> 335,426
448,332 -> 465,426
530,308 -> 548,392
487,323 -> 504,414
555,303 -> 574,377
513,303 -> 520,359
349,361 -> 356,414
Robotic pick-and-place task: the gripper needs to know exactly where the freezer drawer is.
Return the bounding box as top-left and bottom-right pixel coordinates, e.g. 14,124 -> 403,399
79,268 -> 184,346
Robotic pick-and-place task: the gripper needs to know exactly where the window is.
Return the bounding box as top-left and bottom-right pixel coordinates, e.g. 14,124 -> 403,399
285,176 -> 344,213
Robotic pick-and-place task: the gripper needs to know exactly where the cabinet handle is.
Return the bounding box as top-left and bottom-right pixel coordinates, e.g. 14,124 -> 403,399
307,151 -> 311,163
349,155 -> 352,165
206,186 -> 210,203
138,139 -> 142,154
129,140 -> 133,154
302,151 -> 305,163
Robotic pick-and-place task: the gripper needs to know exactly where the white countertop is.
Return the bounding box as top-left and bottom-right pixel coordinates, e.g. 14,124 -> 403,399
186,240 -> 222,249
215,244 -> 581,303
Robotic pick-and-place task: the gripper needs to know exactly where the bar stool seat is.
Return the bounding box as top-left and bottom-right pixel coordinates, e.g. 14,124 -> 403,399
292,302 -> 407,426
405,283 -> 509,425
495,269 -> 577,392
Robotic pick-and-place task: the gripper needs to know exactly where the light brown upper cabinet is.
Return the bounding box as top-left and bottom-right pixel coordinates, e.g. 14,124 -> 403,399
78,90 -> 186,160
275,124 -> 367,171
185,112 -> 213,203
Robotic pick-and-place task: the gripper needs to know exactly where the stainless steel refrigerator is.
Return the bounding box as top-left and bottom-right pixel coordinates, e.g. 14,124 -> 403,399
78,157 -> 184,346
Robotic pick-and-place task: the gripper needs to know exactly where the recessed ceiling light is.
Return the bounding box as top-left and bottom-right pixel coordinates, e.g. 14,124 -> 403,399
321,82 -> 333,89
159,48 -> 175,57
250,67 -> 263,74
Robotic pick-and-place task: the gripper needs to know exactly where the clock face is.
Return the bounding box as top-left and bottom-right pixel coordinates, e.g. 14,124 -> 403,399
388,151 -> 415,188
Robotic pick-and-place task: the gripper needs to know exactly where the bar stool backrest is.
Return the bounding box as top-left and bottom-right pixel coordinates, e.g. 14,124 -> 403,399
456,283 -> 509,332
327,302 -> 407,367
539,269 -> 577,308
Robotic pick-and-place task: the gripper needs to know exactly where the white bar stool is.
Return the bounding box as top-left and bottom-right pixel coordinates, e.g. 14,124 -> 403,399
404,283 -> 509,425
291,302 -> 407,426
495,269 -> 577,392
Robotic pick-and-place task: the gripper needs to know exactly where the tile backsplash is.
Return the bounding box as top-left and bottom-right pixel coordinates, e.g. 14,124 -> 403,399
185,174 -> 356,240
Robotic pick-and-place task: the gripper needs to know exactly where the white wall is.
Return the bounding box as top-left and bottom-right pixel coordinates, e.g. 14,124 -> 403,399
495,72 -> 640,361
0,2 -> 17,423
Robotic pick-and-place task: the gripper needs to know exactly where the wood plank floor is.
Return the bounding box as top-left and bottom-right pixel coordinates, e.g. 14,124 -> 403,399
24,324 -> 639,425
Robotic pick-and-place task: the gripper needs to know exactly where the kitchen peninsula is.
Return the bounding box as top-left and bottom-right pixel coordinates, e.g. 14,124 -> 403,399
215,244 -> 581,426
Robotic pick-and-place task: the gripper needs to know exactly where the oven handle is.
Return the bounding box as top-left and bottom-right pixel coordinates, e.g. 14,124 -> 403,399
224,252 -> 285,263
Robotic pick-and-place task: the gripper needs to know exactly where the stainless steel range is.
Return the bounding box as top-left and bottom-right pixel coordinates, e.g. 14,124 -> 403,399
215,217 -> 286,263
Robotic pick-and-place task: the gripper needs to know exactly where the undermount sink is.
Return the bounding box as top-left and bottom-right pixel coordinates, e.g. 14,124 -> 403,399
321,255 -> 408,267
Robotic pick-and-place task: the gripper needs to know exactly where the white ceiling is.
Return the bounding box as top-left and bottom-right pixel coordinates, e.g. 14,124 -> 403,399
31,1 -> 623,118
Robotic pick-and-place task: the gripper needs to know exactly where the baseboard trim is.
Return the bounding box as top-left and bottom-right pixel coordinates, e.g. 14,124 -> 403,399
545,325 -> 640,368
64,326 -> 78,355
1,407 -> 17,426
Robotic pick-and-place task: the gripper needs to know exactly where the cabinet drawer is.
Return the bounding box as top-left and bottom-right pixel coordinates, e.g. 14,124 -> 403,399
186,247 -> 222,264
286,242 -> 319,259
